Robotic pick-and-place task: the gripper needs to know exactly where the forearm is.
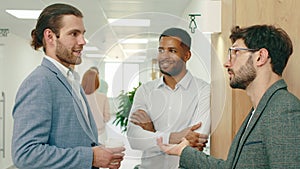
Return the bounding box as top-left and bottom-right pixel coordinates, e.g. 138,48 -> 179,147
127,122 -> 170,150
169,131 -> 184,144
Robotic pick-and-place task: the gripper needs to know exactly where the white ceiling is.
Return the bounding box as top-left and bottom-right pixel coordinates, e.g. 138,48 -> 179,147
0,0 -> 218,62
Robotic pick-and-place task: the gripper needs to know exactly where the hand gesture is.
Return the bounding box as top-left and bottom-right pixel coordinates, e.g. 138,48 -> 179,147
92,145 -> 125,169
130,109 -> 156,132
170,122 -> 208,151
157,137 -> 189,156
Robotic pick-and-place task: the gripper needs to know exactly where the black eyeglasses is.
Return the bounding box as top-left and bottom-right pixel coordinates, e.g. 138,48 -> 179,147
227,47 -> 259,62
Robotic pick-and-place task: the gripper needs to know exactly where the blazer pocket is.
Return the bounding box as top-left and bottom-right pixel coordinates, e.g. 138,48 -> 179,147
244,140 -> 263,146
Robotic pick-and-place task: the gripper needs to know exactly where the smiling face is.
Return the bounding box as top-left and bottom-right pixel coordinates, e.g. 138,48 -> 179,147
54,15 -> 86,67
157,36 -> 190,77
224,39 -> 257,89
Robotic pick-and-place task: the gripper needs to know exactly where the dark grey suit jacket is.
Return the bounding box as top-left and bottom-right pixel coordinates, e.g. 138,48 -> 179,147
12,58 -> 99,169
179,79 -> 300,169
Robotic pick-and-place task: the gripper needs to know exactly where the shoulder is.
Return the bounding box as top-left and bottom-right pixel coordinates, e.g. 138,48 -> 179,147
16,65 -> 61,99
190,76 -> 210,92
19,66 -> 51,87
138,79 -> 161,91
260,89 -> 300,122
269,89 -> 300,110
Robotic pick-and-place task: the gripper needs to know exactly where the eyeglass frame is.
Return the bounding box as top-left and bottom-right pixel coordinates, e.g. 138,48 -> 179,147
227,47 -> 259,62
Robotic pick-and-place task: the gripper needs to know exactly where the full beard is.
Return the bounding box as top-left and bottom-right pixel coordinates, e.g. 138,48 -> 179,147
230,57 -> 256,89
55,40 -> 82,67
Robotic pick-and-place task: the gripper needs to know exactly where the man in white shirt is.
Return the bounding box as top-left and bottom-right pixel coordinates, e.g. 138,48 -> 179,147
127,27 -> 210,169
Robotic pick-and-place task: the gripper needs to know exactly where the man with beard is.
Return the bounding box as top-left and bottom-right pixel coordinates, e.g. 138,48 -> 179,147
11,3 -> 124,169
127,27 -> 211,169
158,25 -> 300,168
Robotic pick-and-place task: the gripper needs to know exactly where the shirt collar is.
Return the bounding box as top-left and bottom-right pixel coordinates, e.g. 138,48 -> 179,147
156,71 -> 192,90
43,54 -> 70,78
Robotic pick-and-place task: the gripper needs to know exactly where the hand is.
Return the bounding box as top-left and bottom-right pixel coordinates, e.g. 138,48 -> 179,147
185,123 -> 208,151
130,109 -> 156,132
193,134 -> 208,151
92,145 -> 125,169
157,137 -> 189,156
170,122 -> 208,151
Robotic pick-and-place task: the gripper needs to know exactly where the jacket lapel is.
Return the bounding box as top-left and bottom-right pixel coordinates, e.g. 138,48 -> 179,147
79,87 -> 98,140
41,58 -> 97,143
230,111 -> 253,168
231,80 -> 287,168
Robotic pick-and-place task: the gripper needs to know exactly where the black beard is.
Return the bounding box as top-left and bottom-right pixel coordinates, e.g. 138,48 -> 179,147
158,59 -> 184,77
160,69 -> 172,76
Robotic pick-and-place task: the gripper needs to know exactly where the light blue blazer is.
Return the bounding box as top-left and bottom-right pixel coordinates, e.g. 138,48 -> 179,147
12,58 -> 99,169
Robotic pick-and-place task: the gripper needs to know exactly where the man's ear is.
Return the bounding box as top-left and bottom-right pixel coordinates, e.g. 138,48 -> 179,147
184,50 -> 191,62
43,28 -> 56,43
256,48 -> 269,66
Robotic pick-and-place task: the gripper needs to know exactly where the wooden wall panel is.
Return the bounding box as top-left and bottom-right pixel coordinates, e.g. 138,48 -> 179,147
234,0 -> 300,137
210,0 -> 235,159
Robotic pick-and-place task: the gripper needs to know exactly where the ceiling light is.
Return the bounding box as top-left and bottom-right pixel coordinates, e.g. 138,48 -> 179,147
119,38 -> 148,44
6,10 -> 41,19
108,19 -> 150,27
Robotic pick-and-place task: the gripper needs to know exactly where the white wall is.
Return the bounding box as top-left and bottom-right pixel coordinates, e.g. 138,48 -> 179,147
180,0 -> 222,83
183,0 -> 221,33
0,34 -> 42,169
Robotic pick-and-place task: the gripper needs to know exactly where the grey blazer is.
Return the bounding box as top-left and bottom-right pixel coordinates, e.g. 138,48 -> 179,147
12,58 -> 99,169
179,79 -> 300,169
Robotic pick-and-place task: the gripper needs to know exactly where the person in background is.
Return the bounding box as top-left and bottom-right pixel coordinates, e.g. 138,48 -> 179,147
89,66 -> 109,95
11,3 -> 124,169
127,27 -> 211,169
158,24 -> 300,168
82,67 -> 111,144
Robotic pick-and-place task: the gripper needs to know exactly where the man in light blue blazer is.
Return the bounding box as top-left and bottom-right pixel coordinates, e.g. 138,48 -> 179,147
158,25 -> 300,168
11,3 -> 125,169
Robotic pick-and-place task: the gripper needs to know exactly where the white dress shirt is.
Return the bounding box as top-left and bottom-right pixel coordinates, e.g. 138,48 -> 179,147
127,71 -> 211,169
44,55 -> 90,123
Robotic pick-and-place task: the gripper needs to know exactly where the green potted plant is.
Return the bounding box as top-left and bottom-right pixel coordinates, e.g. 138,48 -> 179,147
113,83 -> 141,132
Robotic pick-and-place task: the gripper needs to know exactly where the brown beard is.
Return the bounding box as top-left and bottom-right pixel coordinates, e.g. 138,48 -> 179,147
55,40 -> 82,67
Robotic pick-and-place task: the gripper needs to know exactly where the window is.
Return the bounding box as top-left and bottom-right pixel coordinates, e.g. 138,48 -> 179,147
105,63 -> 139,98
